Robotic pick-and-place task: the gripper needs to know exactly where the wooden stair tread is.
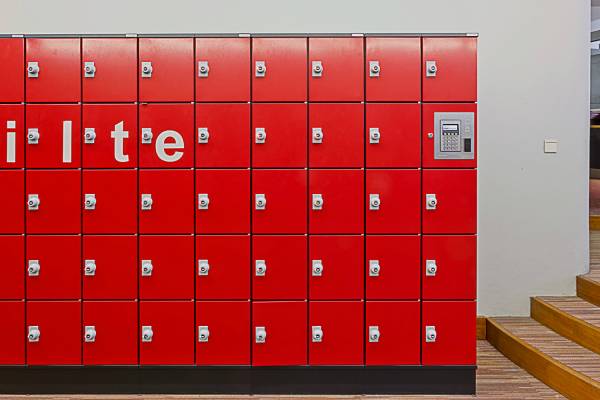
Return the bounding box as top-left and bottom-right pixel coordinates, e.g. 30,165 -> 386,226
537,296 -> 600,328
492,317 -> 600,381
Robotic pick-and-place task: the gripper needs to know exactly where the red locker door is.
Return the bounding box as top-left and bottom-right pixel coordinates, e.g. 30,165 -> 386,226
139,103 -> 194,168
26,170 -> 81,234
0,170 -> 24,233
26,235 -> 81,300
25,38 -> 80,103
27,301 -> 81,365
197,235 -> 250,300
366,301 -> 420,365
252,235 -> 307,300
422,301 -> 476,365
0,104 -> 24,168
365,37 -> 421,101
196,38 -> 250,102
422,169 -> 477,234
309,37 -> 363,102
83,301 -> 138,365
366,236 -> 420,300
139,169 -> 194,234
0,236 -> 24,300
309,235 -> 363,300
309,170 -> 364,234
422,37 -> 477,102
366,169 -> 420,234
252,301 -> 307,366
309,103 -> 363,168
252,169 -> 307,234
196,169 -> 250,234
83,235 -> 137,300
252,103 -> 307,168
366,103 -> 420,168
0,301 -> 24,364
422,103 -> 477,168
423,235 -> 477,300
309,301 -> 363,366
139,38 -> 194,102
82,104 -> 137,168
140,235 -> 194,300
0,38 -> 24,102
82,38 -> 137,102
83,170 -> 137,234
139,301 -> 195,365
252,38 -> 307,101
26,104 -> 81,168
196,103 -> 250,168
196,301 -> 250,365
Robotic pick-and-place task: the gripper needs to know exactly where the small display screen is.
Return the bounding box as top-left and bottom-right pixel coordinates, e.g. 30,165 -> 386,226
442,123 -> 459,132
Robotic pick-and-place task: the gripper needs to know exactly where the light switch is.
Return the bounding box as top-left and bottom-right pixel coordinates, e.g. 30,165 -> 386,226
544,139 -> 558,154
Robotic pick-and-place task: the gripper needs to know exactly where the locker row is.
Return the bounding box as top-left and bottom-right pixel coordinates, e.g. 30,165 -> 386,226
0,36 -> 477,103
0,300 -> 476,366
0,103 -> 478,169
1,169 -> 477,234
0,234 -> 477,301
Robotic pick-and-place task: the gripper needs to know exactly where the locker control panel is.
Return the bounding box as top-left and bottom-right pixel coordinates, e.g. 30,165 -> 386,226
434,112 -> 475,160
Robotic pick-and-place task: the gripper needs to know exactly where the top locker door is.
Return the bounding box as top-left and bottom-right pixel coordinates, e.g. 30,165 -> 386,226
366,37 -> 421,102
196,38 -> 250,102
309,37 -> 363,102
26,38 -> 81,103
0,38 -> 24,102
139,38 -> 194,102
82,38 -> 137,102
422,37 -> 477,102
252,38 -> 307,102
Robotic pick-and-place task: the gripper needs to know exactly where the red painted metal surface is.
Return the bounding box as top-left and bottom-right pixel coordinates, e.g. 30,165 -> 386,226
0,38 -> 24,102
0,170 -> 24,233
0,236 -> 24,300
0,301 -> 25,364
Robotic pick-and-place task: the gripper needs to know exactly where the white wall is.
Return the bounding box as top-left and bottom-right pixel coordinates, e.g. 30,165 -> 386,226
1,0 -> 590,316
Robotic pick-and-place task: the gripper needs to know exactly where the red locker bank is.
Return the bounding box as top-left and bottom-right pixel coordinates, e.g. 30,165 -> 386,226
0,34 -> 477,396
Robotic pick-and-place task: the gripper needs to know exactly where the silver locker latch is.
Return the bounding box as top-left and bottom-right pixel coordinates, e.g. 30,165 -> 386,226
141,194 -> 153,210
426,60 -> 437,77
84,194 -> 96,210
255,127 -> 266,144
369,127 -> 380,144
142,326 -> 153,342
198,326 -> 210,342
312,127 -> 323,144
28,326 -> 40,342
141,128 -> 153,144
198,61 -> 209,77
84,128 -> 96,144
369,260 -> 380,277
369,194 -> 380,210
28,260 -> 40,277
312,325 -> 323,342
141,61 -> 153,78
312,61 -> 323,77
426,325 -> 437,343
255,61 -> 266,77
198,259 -> 210,276
425,260 -> 437,277
255,260 -> 266,276
198,127 -> 209,144
27,194 -> 40,211
255,193 -> 266,210
141,260 -> 153,277
368,326 -> 380,343
27,128 -> 40,144
84,326 -> 97,343
84,259 -> 97,276
312,259 -> 323,277
84,61 -> 96,78
369,61 -> 380,77
255,326 -> 266,343
198,193 -> 210,210
312,194 -> 323,210
27,62 -> 39,78
426,194 -> 437,210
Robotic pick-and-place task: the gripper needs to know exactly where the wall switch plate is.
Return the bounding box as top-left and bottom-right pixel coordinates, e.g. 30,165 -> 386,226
544,139 -> 558,153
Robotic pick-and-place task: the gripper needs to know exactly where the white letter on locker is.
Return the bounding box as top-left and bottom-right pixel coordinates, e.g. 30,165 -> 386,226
156,130 -> 184,163
111,121 -> 129,163
62,120 -> 72,163
6,120 -> 16,163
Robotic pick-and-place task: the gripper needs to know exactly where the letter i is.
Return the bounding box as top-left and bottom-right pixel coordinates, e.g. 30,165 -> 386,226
6,120 -> 16,163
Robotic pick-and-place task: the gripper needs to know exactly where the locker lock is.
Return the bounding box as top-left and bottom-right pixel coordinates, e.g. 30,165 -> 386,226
255,127 -> 266,144
84,326 -> 97,343
198,193 -> 210,210
425,194 -> 437,210
198,61 -> 210,77
312,61 -> 323,77
84,194 -> 97,210
84,61 -> 96,78
28,260 -> 41,277
255,326 -> 266,343
369,260 -> 380,277
84,259 -> 97,276
312,259 -> 323,277
141,128 -> 153,144
27,194 -> 40,211
84,128 -> 96,144
425,260 -> 437,277
141,260 -> 153,277
426,61 -> 437,77
142,326 -> 153,342
426,325 -> 437,343
255,61 -> 266,77
198,326 -> 210,342
312,194 -> 323,210
368,326 -> 380,343
28,326 -> 40,342
141,61 -> 153,78
312,127 -> 323,144
198,127 -> 210,144
255,260 -> 267,276
369,194 -> 381,210
27,128 -> 40,144
27,62 -> 39,78
369,127 -> 380,144
198,259 -> 210,276
255,193 -> 266,210
369,61 -> 380,77
141,194 -> 153,210
312,325 -> 323,343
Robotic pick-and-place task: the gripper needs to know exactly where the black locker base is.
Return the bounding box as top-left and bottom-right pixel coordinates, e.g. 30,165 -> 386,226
0,366 -> 476,395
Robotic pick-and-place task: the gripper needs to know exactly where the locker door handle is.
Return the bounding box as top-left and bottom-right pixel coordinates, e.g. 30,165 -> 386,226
198,61 -> 210,77
426,60 -> 437,77
84,61 -> 96,78
369,194 -> 381,210
142,326 -> 153,342
368,326 -> 380,343
84,259 -> 97,276
198,259 -> 210,276
141,194 -> 153,210
141,128 -> 153,144
27,62 -> 39,78
312,194 -> 323,210
28,326 -> 40,342
369,60 -> 380,77
84,128 -> 96,144
255,260 -> 266,276
312,128 -> 323,144
198,326 -> 210,342
141,260 -> 153,277
425,260 -> 437,277
255,194 -> 266,210
84,326 -> 97,343
198,193 -> 210,210
369,260 -> 380,277
425,194 -> 437,210
255,61 -> 266,77
369,127 -> 380,144
27,128 -> 40,144
28,260 -> 40,277
426,325 -> 437,342
84,194 -> 97,210
312,61 -> 323,77
255,326 -> 266,343
312,325 -> 323,342
141,61 -> 153,78
312,260 -> 323,276
198,127 -> 209,143
255,128 -> 266,144
27,194 -> 40,210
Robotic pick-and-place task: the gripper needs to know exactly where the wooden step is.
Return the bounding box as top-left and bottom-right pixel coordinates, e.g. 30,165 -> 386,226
487,317 -> 600,400
577,270 -> 600,307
